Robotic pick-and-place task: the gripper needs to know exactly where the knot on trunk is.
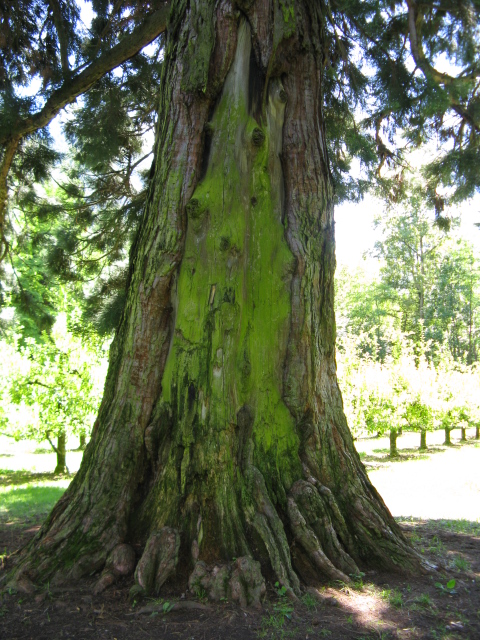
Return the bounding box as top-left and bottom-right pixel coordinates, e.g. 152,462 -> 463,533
189,556 -> 265,608
186,198 -> 207,219
251,127 -> 265,146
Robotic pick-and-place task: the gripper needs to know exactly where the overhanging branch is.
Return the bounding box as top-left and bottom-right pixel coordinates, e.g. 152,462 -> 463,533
0,3 -> 170,264
0,4 -> 171,146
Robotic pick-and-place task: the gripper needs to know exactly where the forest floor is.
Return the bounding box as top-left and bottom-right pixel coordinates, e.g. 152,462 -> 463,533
0,434 -> 479,640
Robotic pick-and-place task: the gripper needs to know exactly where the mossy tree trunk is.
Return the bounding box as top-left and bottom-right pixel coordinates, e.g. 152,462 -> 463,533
8,0 -> 420,602
444,428 -> 452,445
476,426 -> 480,439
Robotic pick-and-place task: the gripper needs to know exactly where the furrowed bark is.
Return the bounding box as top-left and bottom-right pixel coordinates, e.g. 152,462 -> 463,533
6,0 -> 421,601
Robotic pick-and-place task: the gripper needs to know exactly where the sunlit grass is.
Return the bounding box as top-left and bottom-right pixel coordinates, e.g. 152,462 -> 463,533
0,470 -> 70,523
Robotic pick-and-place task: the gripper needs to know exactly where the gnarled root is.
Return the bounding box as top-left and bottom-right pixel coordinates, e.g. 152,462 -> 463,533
288,480 -> 358,583
133,528 -> 180,596
243,465 -> 300,597
189,556 -> 266,608
93,543 -> 136,594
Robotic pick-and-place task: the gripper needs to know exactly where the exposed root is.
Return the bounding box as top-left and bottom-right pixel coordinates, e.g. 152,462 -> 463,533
189,556 -> 265,608
134,528 -> 180,596
93,543 -> 136,594
244,465 -> 300,597
5,576 -> 36,595
289,480 -> 358,579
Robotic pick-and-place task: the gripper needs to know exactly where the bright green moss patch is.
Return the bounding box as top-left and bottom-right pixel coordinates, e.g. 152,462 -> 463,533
159,21 -> 300,484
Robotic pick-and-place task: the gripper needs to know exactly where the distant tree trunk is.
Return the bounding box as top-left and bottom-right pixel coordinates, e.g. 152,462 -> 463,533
78,434 -> 86,450
460,427 -> 466,442
9,0 -> 420,602
476,426 -> 480,439
444,428 -> 452,445
419,430 -> 427,450
390,429 -> 399,457
54,432 -> 67,475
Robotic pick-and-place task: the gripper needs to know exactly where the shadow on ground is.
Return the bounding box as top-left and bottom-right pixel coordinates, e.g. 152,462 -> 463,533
358,438 -> 479,470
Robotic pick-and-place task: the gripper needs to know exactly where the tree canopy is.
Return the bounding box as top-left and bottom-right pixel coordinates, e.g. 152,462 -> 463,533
1,0 -> 479,335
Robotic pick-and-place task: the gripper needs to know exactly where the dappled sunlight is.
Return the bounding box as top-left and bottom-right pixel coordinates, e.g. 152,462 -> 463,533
320,585 -> 394,630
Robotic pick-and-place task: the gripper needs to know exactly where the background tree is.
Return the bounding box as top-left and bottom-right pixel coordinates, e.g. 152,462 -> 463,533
428,242 -> 480,363
0,312 -> 108,473
337,191 -> 480,365
372,188 -> 446,357
2,0 -> 480,604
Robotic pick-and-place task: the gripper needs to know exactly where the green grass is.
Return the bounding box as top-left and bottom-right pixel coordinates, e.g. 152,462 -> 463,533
452,555 -> 470,571
413,593 -> 433,609
0,469 -> 70,524
396,517 -> 480,536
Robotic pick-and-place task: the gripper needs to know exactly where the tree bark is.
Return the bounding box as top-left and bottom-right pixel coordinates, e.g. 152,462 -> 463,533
7,0 -> 420,602
54,432 -> 67,475
444,428 -> 452,445
460,427 -> 466,442
476,426 -> 480,440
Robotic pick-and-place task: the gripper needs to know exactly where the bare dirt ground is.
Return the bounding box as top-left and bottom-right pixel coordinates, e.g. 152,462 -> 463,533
1,436 -> 479,640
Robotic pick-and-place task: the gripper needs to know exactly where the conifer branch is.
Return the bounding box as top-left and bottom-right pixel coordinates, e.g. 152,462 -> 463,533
0,137 -> 20,261
0,4 -> 170,147
0,3 -> 170,263
406,0 -> 480,133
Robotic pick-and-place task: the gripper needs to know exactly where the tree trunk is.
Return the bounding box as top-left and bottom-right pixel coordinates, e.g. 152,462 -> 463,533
53,432 -> 67,475
419,429 -> 427,450
78,434 -> 86,451
460,427 -> 466,442
7,0 -> 420,602
476,426 -> 480,439
389,429 -> 399,458
444,428 -> 452,445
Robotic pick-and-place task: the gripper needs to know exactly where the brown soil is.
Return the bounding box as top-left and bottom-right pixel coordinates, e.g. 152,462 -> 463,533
1,518 -> 479,640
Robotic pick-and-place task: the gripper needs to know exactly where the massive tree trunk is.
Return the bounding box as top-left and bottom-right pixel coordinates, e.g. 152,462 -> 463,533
6,0 -> 420,603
